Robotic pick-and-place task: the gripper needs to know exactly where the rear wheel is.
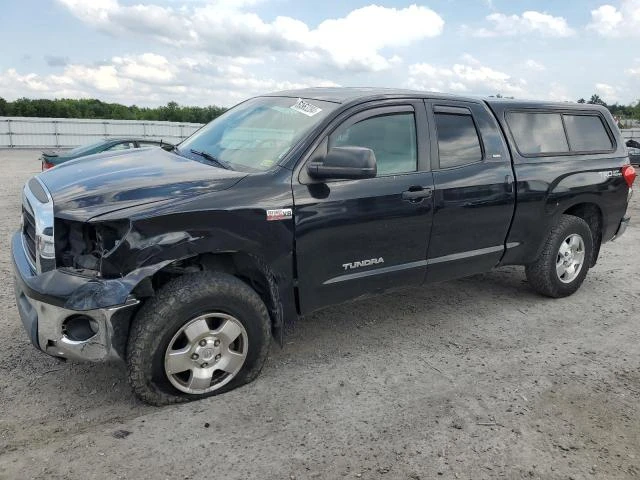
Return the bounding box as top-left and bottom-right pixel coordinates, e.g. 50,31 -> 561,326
525,214 -> 593,298
127,272 -> 271,405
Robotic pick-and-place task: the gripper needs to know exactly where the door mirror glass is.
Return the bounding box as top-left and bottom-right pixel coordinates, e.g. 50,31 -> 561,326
307,146 -> 377,180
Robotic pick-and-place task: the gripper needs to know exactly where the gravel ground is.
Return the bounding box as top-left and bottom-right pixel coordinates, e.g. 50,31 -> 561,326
0,150 -> 638,480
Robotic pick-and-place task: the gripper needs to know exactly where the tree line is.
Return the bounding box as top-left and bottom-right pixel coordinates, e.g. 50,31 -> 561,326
0,98 -> 227,124
577,94 -> 640,124
1,94 -> 638,124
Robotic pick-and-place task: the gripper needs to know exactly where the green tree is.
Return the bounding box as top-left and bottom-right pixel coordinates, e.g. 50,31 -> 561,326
0,97 -> 227,123
587,94 -> 606,106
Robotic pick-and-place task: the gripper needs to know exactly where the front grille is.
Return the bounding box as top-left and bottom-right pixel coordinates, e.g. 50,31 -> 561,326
22,206 -> 37,266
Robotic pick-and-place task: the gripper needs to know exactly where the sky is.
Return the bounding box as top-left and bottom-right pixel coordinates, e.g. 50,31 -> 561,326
0,0 -> 639,107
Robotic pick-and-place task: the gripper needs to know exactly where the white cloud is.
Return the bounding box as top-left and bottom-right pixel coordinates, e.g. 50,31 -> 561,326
588,0 -> 640,36
112,53 -> 177,85
56,0 -> 444,73
461,53 -> 482,66
65,65 -> 127,92
524,59 -> 546,71
595,82 -> 620,102
0,54 -> 340,106
473,10 -> 575,37
407,60 -> 526,96
305,5 -> 444,71
546,83 -> 573,102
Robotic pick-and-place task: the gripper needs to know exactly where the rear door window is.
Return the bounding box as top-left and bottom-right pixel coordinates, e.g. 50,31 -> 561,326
506,112 -> 569,155
563,115 -> 612,152
434,112 -> 483,168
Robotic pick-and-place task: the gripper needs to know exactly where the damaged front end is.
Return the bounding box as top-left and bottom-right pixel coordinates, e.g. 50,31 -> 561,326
55,218 -> 131,277
13,194 -> 146,362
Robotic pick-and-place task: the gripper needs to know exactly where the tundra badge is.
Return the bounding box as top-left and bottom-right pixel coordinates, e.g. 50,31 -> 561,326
342,257 -> 384,271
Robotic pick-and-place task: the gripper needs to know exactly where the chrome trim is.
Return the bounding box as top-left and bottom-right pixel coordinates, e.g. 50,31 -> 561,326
324,259 -> 428,285
17,284 -> 139,362
21,228 -> 36,272
427,244 -> 506,265
22,177 -> 55,274
322,243 -> 521,285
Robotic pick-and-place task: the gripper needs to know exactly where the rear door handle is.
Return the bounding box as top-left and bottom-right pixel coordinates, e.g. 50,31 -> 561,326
402,187 -> 433,202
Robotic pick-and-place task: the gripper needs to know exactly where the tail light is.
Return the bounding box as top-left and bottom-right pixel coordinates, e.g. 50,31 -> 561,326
42,160 -> 55,171
622,165 -> 637,188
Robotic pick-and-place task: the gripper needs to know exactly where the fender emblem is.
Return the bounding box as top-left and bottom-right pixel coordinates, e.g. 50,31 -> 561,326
342,257 -> 384,270
266,208 -> 293,221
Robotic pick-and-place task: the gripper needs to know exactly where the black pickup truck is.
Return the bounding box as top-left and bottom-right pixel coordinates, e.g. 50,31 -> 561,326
12,88 -> 636,405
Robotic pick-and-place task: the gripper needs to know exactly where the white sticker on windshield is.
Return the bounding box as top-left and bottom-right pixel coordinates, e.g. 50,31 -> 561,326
290,98 -> 322,117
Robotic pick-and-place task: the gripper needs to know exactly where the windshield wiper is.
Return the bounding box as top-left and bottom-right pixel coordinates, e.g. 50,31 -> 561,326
189,149 -> 232,170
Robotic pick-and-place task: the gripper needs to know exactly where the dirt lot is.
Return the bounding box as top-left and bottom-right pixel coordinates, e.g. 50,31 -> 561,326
0,150 -> 638,480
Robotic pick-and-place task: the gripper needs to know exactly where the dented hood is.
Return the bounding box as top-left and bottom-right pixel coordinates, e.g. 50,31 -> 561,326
38,147 -> 247,221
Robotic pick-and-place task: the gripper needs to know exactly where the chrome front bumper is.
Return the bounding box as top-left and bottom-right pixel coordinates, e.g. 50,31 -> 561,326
14,278 -> 139,362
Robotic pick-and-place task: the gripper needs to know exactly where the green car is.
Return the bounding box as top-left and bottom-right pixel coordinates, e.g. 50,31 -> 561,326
41,138 -> 172,170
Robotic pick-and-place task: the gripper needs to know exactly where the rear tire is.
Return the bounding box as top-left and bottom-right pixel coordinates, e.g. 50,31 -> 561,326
127,272 -> 271,405
525,214 -> 593,298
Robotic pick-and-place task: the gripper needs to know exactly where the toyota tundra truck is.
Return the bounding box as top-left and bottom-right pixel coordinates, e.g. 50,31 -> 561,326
12,88 -> 636,405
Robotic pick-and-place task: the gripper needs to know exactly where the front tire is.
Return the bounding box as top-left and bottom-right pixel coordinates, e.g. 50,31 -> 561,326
525,214 -> 593,298
127,272 -> 271,405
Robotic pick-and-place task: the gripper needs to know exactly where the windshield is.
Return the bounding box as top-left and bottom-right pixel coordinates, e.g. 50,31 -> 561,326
178,96 -> 337,172
67,140 -> 108,156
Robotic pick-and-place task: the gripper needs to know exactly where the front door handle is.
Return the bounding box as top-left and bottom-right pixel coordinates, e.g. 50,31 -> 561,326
505,174 -> 513,193
402,187 -> 433,202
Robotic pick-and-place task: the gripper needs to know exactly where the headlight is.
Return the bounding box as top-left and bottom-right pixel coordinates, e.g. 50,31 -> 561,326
37,227 -> 55,259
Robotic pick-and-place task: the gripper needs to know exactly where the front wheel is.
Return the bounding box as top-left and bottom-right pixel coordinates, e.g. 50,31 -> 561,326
127,272 -> 271,405
525,214 -> 593,298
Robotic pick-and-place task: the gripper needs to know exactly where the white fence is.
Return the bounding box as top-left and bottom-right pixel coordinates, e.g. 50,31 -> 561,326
1,116 -> 637,149
0,117 -> 204,148
622,129 -> 640,142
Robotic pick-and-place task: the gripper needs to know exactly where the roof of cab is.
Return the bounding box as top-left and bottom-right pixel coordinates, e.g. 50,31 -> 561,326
263,87 -> 479,104
264,87 -> 610,113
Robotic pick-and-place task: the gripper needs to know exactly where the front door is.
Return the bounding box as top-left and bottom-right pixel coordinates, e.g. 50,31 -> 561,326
293,102 -> 434,314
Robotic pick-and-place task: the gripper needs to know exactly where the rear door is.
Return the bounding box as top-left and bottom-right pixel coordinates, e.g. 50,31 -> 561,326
293,100 -> 434,314
424,100 -> 515,282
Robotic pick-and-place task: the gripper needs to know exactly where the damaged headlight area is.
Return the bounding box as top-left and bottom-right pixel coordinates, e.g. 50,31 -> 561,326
55,218 -> 130,277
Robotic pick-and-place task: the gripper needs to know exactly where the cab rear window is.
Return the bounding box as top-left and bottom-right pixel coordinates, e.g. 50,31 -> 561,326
506,111 -> 613,156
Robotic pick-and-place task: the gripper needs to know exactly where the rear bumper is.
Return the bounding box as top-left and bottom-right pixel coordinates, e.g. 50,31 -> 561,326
12,231 -> 139,362
612,215 -> 630,241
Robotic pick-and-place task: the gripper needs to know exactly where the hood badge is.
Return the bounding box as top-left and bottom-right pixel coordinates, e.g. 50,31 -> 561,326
266,208 -> 293,221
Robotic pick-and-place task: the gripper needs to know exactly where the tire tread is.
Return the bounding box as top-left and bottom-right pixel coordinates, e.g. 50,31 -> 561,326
127,272 -> 270,405
525,214 -> 593,298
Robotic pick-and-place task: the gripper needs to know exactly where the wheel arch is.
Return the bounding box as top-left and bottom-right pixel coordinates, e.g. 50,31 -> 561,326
132,252 -> 285,343
561,201 -> 603,267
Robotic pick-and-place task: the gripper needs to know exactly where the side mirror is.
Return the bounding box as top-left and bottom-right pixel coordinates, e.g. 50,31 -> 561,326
307,146 -> 377,180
